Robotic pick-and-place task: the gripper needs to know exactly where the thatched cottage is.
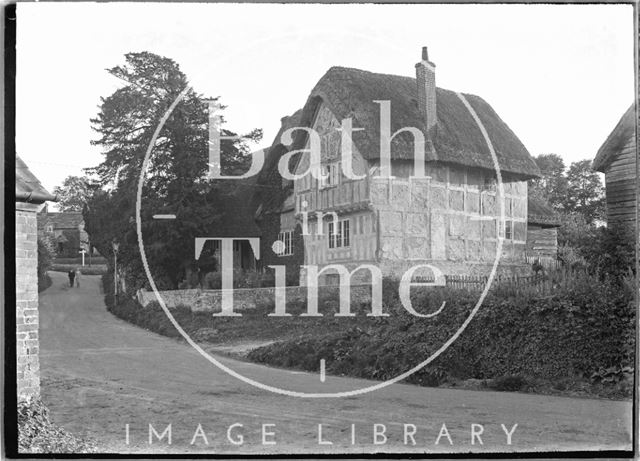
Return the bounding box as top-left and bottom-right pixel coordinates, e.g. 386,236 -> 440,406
251,47 -> 549,283
593,104 -> 637,231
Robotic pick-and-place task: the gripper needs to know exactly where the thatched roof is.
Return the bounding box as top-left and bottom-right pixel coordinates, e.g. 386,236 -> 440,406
254,110 -> 303,217
16,156 -> 56,204
527,195 -> 560,228
289,67 -> 540,179
593,103 -> 637,172
218,176 -> 262,237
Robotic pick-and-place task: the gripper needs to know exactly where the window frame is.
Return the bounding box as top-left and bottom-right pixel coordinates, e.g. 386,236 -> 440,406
277,230 -> 294,256
328,218 -> 350,249
498,219 -> 514,240
483,176 -> 497,192
318,162 -> 341,190
505,220 -> 513,240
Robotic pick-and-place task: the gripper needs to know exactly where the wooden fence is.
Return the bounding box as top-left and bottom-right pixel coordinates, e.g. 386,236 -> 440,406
524,254 -> 562,270
443,269 -> 584,297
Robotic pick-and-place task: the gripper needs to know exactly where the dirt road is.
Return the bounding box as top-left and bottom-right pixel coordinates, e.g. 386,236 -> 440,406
38,271 -> 632,454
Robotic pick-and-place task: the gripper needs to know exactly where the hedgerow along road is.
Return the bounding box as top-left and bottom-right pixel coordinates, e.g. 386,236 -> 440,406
38,272 -> 632,454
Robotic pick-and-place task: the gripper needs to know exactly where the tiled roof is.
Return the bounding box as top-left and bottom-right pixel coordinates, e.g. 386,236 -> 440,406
527,195 -> 560,228
40,212 -> 84,230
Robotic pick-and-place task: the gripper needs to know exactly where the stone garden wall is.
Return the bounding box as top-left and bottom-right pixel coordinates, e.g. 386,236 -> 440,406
137,284 -> 373,313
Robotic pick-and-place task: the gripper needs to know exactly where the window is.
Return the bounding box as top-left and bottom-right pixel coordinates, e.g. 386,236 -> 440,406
46,224 -> 53,233
499,220 -> 513,240
319,162 -> 340,189
450,169 -> 465,187
505,221 -> 513,240
277,230 -> 293,256
328,219 -> 350,248
483,176 -> 496,191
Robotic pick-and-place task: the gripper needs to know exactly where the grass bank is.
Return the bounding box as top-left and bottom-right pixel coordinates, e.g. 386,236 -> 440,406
103,272 -> 634,399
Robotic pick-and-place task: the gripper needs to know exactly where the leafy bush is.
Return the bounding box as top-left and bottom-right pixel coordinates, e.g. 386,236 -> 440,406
249,271 -> 634,396
559,214 -> 635,282
102,270 -> 634,398
586,225 -> 636,281
50,264 -> 108,275
37,238 -> 53,292
488,375 -> 530,392
18,398 -> 96,453
54,256 -> 107,265
38,274 -> 52,292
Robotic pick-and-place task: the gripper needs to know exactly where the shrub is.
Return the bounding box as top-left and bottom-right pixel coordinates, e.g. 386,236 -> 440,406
559,215 -> 635,282
488,375 -> 530,392
249,271 -> 634,396
202,271 -> 221,289
53,256 -> 107,265
18,398 -> 96,453
37,238 -> 53,291
38,274 -> 52,292
50,264 -> 108,275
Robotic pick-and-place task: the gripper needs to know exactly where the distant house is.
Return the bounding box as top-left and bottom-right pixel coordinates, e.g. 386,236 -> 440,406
16,156 -> 56,400
38,210 -> 97,258
526,194 -> 561,264
593,104 -> 637,232
252,47 -> 556,284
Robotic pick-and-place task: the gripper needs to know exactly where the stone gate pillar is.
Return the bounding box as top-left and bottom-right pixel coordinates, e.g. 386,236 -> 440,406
15,156 -> 56,401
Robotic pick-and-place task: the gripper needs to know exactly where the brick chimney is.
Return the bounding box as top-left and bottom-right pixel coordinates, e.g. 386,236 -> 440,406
415,46 -> 437,135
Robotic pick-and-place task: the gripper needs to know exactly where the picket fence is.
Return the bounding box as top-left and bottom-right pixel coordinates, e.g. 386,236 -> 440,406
442,268 -> 581,297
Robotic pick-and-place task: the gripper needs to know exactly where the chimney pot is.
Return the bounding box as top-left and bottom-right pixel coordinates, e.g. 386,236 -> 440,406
422,46 -> 429,61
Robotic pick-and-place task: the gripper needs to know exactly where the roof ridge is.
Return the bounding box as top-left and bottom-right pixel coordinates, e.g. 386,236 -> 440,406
323,65 -> 465,96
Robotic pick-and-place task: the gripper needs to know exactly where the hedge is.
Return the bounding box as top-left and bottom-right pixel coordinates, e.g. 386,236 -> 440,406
53,256 -> 107,265
50,264 -> 108,275
248,272 -> 635,395
102,271 -> 634,398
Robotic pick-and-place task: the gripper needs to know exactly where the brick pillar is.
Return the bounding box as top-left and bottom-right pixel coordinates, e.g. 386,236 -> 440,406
16,203 -> 41,401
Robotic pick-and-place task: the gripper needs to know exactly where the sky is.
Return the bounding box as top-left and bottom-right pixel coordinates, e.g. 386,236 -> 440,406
16,2 -> 635,198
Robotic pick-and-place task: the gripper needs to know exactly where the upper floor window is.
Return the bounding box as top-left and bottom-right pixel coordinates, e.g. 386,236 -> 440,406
319,162 -> 340,189
482,176 -> 497,192
277,230 -> 293,256
328,219 -> 350,248
45,224 -> 54,233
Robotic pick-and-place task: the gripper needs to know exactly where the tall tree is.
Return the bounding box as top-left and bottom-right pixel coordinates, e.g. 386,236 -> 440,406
530,153 -> 568,210
564,159 -> 605,224
52,175 -> 98,211
84,52 -> 261,291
